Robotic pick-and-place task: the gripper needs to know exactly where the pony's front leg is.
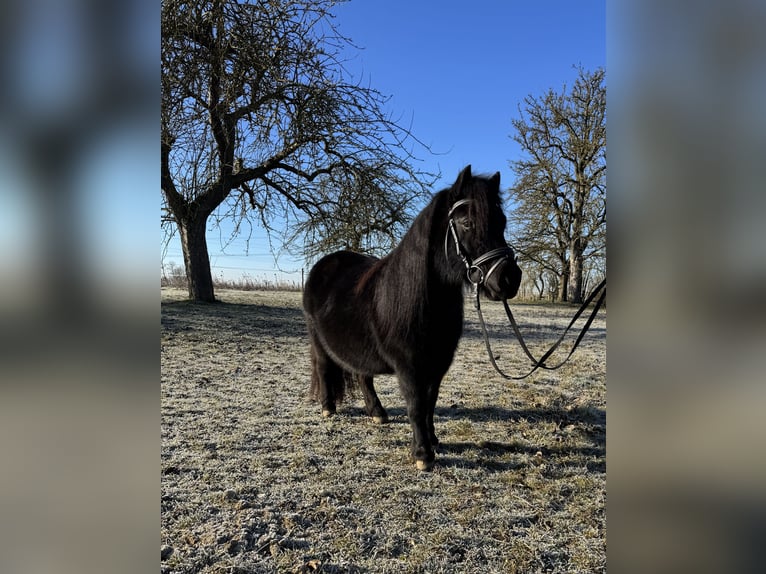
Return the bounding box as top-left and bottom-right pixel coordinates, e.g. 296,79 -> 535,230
410,408 -> 436,471
399,375 -> 436,471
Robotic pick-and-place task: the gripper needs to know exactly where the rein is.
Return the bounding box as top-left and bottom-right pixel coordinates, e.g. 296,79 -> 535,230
473,278 -> 606,380
446,198 -> 606,380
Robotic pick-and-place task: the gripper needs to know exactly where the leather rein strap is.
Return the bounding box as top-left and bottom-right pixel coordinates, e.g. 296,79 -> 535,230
445,197 -> 606,380
474,278 -> 606,380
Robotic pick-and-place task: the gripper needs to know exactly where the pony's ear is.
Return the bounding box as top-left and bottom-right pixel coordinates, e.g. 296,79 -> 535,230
489,171 -> 500,189
454,165 -> 472,193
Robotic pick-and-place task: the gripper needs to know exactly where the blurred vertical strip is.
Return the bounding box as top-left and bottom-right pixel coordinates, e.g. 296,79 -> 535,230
609,0 -> 766,572
0,1 -> 157,573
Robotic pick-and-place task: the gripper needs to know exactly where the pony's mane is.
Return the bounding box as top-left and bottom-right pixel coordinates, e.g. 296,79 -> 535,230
371,173 -> 502,305
349,171 -> 504,308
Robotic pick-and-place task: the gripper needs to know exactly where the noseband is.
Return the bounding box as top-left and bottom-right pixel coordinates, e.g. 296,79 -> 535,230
445,199 -> 515,289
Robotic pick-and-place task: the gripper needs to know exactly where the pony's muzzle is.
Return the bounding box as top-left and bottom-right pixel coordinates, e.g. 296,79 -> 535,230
484,257 -> 522,301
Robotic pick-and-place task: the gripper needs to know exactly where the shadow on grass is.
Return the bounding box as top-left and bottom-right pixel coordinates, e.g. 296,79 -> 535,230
336,404 -> 605,473
462,320 -> 606,344
339,404 -> 604,439
161,297 -> 606,344
437,403 -> 604,429
436,404 -> 605,472
161,300 -> 307,339
295,560 -> 365,574
437,440 -> 605,473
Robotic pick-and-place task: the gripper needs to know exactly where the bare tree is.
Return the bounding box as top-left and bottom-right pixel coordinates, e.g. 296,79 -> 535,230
508,67 -> 606,303
288,162 -> 422,263
161,0 -> 434,301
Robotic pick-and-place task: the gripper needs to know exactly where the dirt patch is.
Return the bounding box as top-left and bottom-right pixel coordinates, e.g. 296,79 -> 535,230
161,288 -> 605,573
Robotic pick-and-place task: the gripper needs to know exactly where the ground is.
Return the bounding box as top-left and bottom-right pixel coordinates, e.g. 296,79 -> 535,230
161,288 -> 605,573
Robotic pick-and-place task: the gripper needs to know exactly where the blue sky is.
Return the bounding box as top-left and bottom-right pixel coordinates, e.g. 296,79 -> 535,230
162,0 -> 605,284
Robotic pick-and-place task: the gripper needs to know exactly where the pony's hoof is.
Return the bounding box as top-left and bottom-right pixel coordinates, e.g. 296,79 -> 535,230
415,459 -> 434,472
322,409 -> 335,418
372,415 -> 389,424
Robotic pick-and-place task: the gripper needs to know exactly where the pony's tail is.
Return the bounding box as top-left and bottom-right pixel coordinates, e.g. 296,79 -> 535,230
341,371 -> 361,402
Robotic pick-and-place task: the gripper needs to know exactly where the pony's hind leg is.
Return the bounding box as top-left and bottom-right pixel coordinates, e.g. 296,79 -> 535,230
356,375 -> 389,424
425,379 -> 442,448
308,332 -> 344,417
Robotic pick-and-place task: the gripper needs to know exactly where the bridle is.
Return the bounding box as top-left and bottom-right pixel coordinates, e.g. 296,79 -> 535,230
444,198 -> 515,289
445,198 -> 607,380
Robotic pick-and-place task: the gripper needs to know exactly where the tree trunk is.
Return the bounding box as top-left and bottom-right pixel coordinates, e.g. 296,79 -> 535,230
535,273 -> 545,300
558,261 -> 569,302
569,238 -> 584,304
179,215 -> 216,302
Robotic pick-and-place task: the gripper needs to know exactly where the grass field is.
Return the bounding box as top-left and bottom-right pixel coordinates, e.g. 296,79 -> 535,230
161,288 -> 606,573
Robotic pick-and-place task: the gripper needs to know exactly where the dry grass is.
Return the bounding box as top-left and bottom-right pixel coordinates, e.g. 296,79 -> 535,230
161,287 -> 605,573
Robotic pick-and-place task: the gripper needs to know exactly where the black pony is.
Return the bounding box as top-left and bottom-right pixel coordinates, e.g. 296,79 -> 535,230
302,166 -> 522,470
